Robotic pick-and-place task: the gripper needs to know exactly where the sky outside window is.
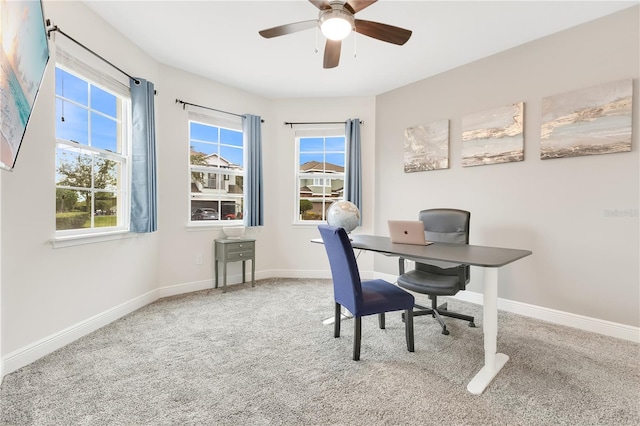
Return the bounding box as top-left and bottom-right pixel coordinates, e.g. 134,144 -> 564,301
299,136 -> 345,168
55,68 -> 120,151
190,122 -> 243,166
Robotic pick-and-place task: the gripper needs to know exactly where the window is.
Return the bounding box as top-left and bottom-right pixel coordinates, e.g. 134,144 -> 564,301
313,178 -> 331,187
189,116 -> 244,223
296,131 -> 346,222
55,66 -> 131,234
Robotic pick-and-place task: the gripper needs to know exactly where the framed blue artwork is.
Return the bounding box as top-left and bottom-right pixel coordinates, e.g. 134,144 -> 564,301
0,0 -> 49,171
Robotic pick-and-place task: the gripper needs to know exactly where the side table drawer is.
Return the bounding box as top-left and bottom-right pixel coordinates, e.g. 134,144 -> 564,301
226,250 -> 254,262
226,241 -> 255,254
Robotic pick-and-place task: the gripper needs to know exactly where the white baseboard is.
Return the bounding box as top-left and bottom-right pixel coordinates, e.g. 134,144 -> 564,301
378,271 -> 639,344
157,279 -> 213,298
3,270 -> 638,380
2,275 -> 267,377
453,290 -> 640,343
265,269 -> 333,279
2,289 -> 158,376
2,279 -> 214,377
268,269 -> 379,280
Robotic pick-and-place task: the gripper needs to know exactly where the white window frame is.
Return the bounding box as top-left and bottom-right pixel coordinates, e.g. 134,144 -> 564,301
294,127 -> 346,225
53,61 -> 132,240
187,112 -> 245,227
313,178 -> 331,187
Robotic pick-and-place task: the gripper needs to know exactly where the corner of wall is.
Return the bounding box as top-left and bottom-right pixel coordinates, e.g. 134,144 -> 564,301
1,169 -> 3,384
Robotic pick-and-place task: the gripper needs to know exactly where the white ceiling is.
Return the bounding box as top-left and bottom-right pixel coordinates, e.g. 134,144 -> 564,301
82,0 -> 637,99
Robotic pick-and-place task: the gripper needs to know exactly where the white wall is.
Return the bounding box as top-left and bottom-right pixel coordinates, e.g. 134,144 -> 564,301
0,170 -> 2,379
269,97 -> 377,278
1,1 -> 160,370
374,7 -> 639,327
2,1 -> 637,380
153,64 -> 274,295
151,67 -> 377,291
0,2 -> 378,377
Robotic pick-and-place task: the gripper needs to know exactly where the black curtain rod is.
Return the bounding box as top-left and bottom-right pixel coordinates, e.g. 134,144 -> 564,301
176,99 -> 264,123
284,120 -> 363,128
46,21 -> 140,85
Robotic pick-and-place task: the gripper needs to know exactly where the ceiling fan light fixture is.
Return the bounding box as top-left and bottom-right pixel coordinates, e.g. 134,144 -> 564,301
258,1 -> 412,69
320,10 -> 354,41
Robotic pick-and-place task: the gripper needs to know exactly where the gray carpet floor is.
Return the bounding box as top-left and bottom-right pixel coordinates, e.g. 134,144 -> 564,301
1,278 -> 639,425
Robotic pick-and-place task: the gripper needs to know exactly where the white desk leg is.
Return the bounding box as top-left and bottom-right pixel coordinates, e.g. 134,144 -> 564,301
467,267 -> 509,394
322,310 -> 353,325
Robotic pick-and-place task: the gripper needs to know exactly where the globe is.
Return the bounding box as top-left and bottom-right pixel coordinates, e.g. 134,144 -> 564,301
326,200 -> 360,233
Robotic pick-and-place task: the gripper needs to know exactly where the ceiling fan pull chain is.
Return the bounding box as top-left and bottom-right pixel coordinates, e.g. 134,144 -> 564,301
314,25 -> 319,53
353,30 -> 357,58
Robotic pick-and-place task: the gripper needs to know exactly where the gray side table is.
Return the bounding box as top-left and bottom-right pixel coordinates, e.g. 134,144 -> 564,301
214,238 -> 255,293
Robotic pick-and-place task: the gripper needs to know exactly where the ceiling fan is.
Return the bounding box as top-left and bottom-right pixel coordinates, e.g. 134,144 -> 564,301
258,0 -> 412,69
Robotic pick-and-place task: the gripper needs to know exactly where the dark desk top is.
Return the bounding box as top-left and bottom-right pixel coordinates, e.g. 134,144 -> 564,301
313,234 -> 532,268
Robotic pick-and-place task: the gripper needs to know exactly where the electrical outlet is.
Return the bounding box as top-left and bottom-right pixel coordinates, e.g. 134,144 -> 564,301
195,254 -> 203,265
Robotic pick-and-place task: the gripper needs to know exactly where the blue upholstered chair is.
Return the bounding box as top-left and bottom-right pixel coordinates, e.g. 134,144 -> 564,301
397,208 -> 476,335
318,224 -> 415,361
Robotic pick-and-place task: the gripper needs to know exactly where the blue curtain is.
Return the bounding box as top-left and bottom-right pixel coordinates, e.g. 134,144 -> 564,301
345,119 -> 362,220
129,78 -> 158,233
243,114 -> 264,226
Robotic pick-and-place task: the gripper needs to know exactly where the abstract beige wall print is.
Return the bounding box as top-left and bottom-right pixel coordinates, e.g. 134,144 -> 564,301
404,119 -> 449,173
462,102 -> 524,167
541,79 -> 632,160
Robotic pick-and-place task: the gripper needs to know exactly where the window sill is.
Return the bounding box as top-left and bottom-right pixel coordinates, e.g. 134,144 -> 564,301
186,221 -> 243,231
292,221 -> 325,228
51,230 -> 137,249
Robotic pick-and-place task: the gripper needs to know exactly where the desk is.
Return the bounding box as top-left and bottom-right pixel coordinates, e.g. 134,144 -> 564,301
316,234 -> 532,394
214,238 -> 255,293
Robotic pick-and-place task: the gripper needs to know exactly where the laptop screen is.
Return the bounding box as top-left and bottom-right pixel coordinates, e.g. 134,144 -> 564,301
387,220 -> 432,245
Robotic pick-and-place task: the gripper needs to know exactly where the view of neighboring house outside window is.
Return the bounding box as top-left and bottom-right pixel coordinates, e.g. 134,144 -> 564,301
296,132 -> 346,223
54,65 -> 131,234
189,117 -> 244,223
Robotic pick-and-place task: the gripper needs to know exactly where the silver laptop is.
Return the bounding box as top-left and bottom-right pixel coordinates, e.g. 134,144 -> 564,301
387,220 -> 433,245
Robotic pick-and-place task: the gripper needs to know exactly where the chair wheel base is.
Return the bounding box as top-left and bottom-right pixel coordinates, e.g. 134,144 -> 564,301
469,322 -> 476,328
442,328 -> 450,335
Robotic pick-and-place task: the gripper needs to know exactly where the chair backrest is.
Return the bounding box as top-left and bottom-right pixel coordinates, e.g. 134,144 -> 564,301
318,225 -> 362,315
419,208 -> 470,244
416,209 -> 471,284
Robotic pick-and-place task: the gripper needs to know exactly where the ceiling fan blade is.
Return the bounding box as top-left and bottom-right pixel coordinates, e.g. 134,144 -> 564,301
354,19 -> 412,45
345,1 -> 378,14
259,20 -> 318,38
308,0 -> 331,10
323,39 -> 341,69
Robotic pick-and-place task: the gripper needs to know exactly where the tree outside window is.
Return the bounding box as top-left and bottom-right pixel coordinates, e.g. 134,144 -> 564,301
54,66 -> 129,232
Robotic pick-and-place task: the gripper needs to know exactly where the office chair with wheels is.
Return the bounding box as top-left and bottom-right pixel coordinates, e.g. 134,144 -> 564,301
318,225 -> 415,361
397,209 -> 476,335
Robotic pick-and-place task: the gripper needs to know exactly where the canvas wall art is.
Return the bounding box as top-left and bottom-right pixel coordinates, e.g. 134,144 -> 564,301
540,79 -> 633,160
403,119 -> 449,173
0,0 -> 49,171
461,102 -> 524,167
